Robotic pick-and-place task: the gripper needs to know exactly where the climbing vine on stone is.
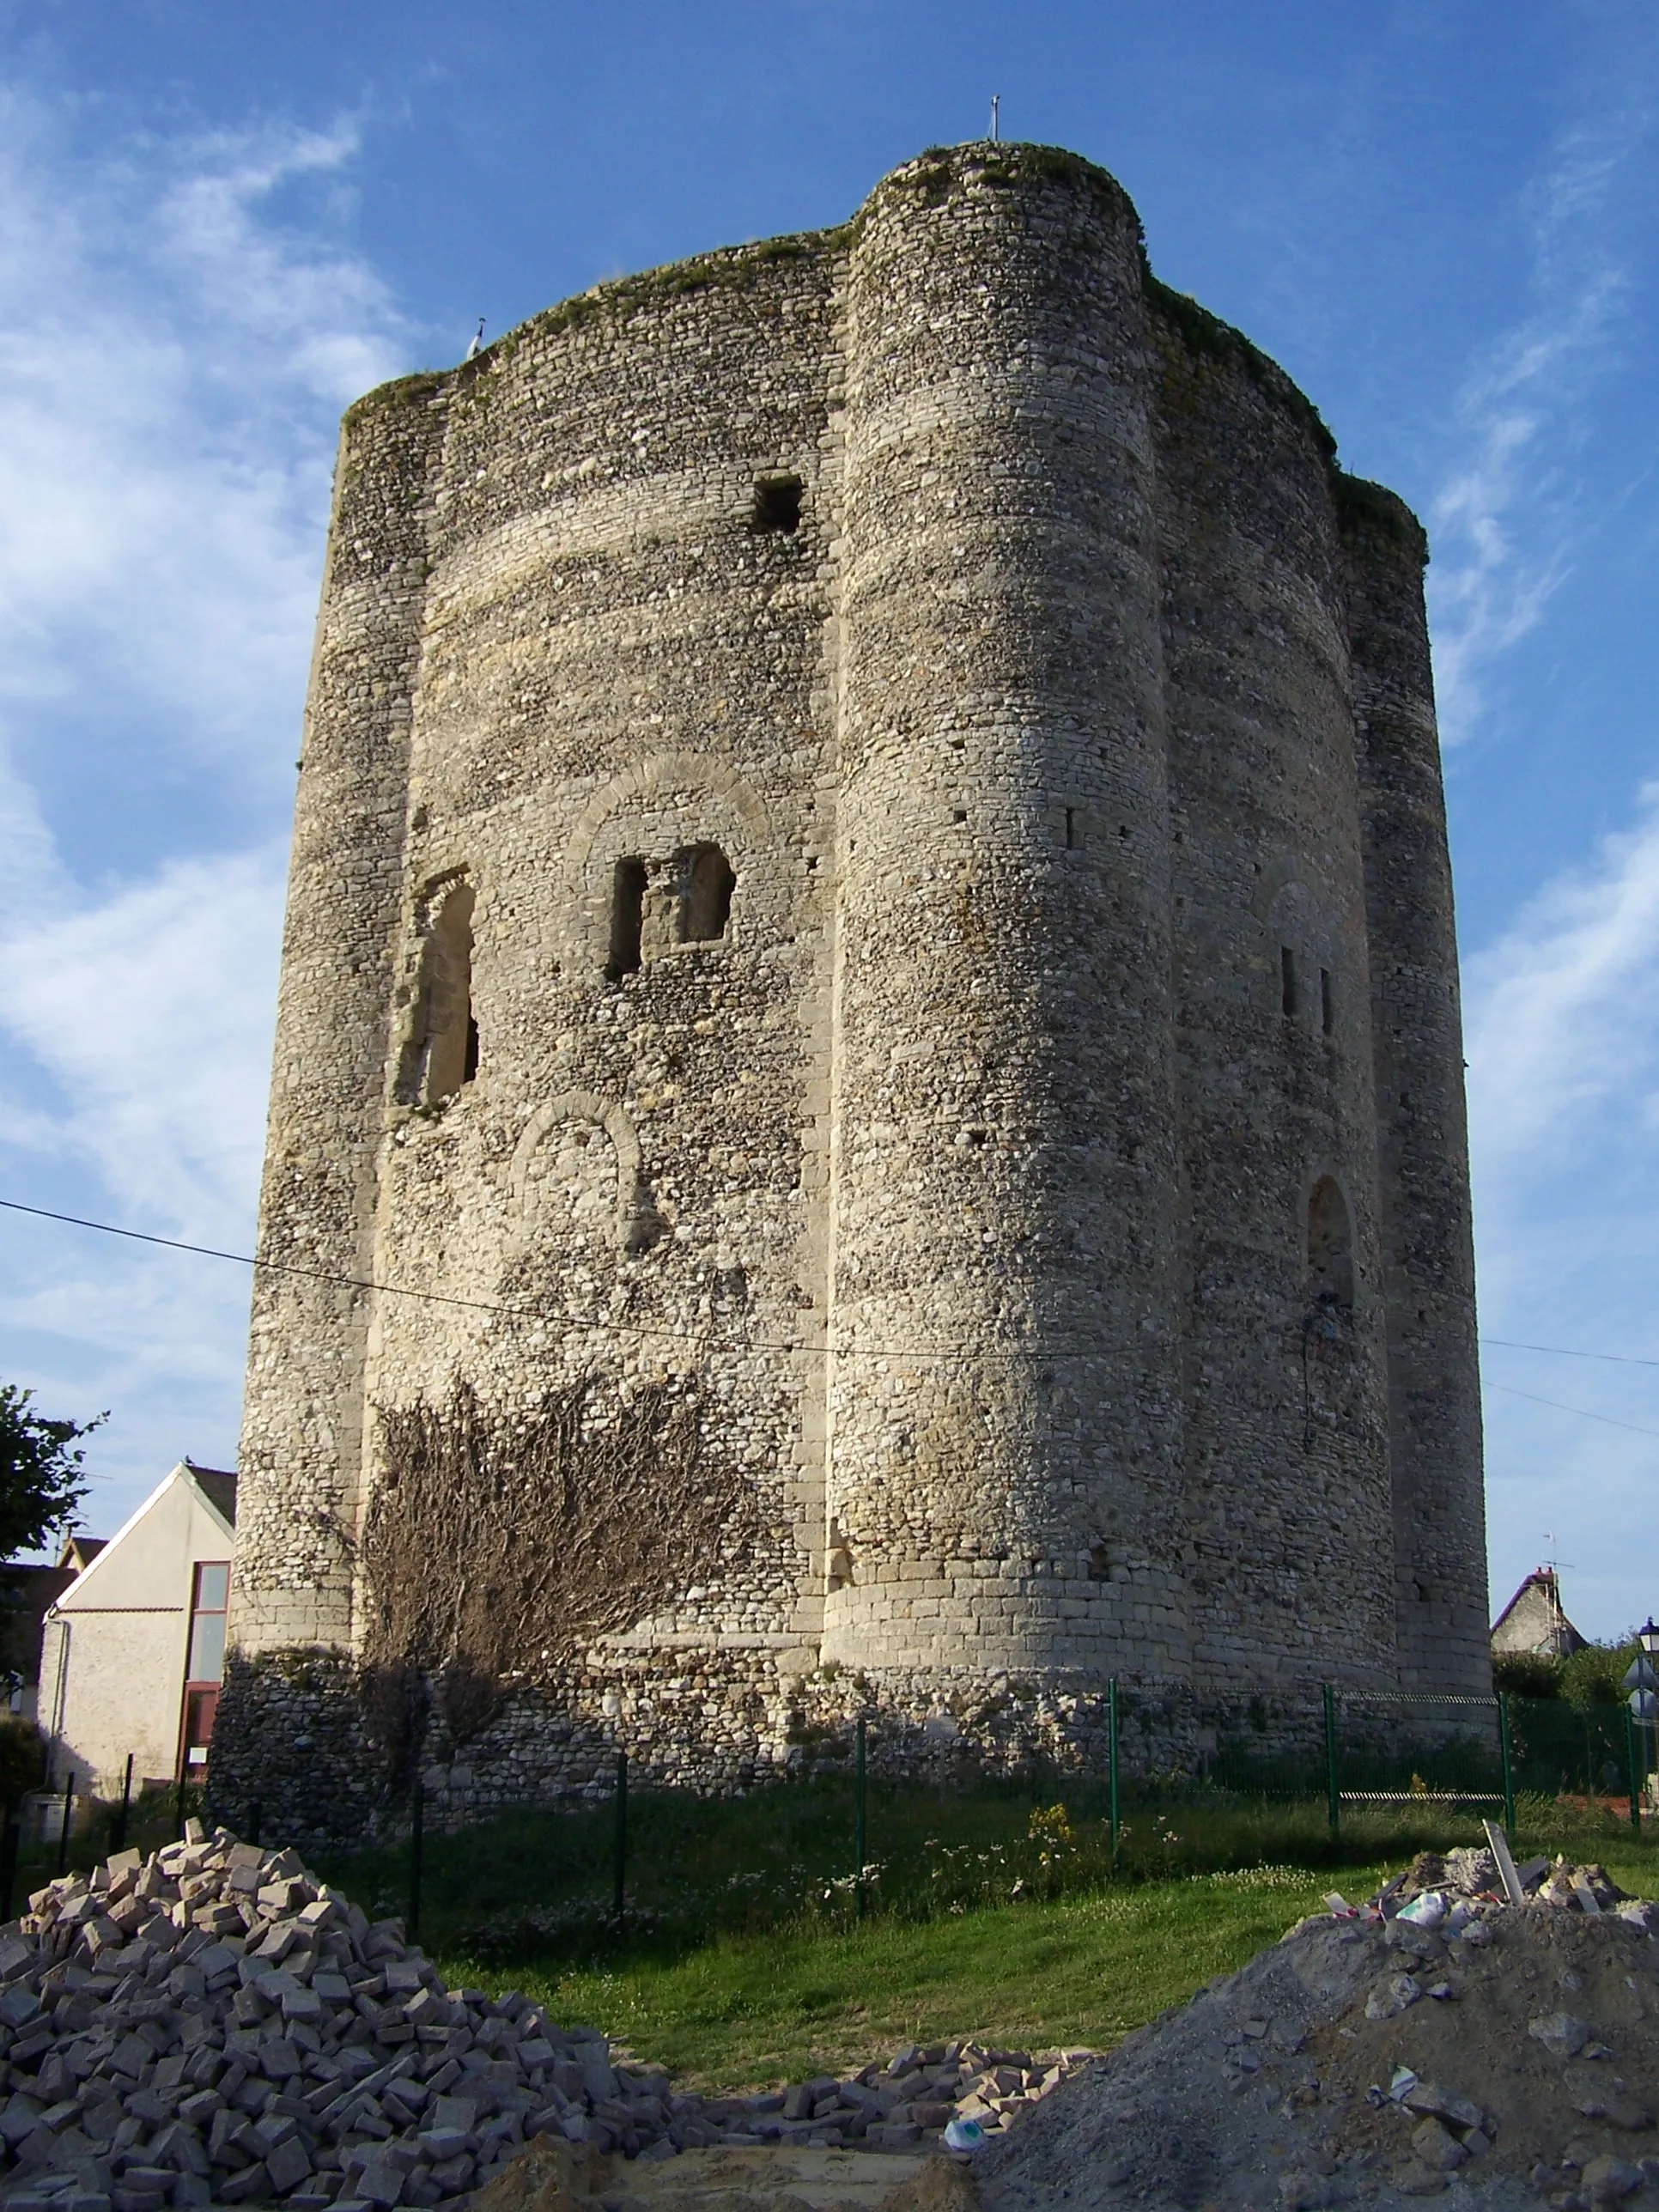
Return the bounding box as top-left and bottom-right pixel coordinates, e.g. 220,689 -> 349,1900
362,1377 -> 746,1743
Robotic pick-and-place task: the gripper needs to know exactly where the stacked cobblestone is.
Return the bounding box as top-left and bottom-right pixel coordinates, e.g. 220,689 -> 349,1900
0,1829 -> 1085,2212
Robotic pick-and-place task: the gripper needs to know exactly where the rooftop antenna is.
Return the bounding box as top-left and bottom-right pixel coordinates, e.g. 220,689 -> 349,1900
990,94 -> 1000,144
465,317 -> 486,362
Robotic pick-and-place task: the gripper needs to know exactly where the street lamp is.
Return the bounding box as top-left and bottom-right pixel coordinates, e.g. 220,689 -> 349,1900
1624,1625 -> 1659,1821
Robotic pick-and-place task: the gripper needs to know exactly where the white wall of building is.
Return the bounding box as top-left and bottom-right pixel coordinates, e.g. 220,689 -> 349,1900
40,1465 -> 234,1800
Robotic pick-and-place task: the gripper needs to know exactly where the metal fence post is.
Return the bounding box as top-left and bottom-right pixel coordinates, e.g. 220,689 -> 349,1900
1322,1686 -> 1339,1838
407,1776 -> 425,1940
113,1753 -> 134,1853
1108,1678 -> 1121,1871
0,1809 -> 15,1924
854,1717 -> 867,1922
612,1750 -> 628,1936
173,1764 -> 188,1841
56,1771 -> 74,1875
1498,1693 -> 1516,1834
1627,1711 -> 1643,1832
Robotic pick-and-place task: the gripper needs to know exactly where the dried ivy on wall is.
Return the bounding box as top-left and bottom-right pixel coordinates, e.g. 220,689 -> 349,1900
361,1378 -> 748,1746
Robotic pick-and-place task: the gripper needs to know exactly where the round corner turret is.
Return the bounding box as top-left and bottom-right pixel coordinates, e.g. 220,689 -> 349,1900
1334,470 -> 1430,568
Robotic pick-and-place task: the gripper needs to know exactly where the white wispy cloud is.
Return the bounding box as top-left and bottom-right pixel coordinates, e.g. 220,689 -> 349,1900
1428,107 -> 1647,743
0,88 -> 415,1530
0,847 -> 289,1231
1467,787 -> 1659,1636
0,94 -> 408,774
1466,785 -> 1659,1171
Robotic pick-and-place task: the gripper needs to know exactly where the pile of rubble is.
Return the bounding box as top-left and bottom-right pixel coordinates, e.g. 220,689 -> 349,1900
0,1825 -> 1085,2212
977,1833 -> 1659,2211
693,2043 -> 1089,2153
1373,1839 -> 1645,1923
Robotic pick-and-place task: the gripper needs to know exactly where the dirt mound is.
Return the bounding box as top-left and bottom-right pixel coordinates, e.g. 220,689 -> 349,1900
976,1866 -> 1659,2210
471,2136 -> 978,2212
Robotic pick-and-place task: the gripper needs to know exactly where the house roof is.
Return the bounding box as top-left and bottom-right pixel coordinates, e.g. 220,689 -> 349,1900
52,1461 -> 238,1612
1492,1566 -> 1585,1657
186,1467 -> 238,1529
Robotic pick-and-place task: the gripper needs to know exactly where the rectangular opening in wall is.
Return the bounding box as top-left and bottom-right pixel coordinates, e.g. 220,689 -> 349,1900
1280,945 -> 1297,1019
678,843 -> 735,943
186,1560 -> 229,1683
1321,968 -> 1334,1036
607,859 -> 647,979
1064,807 -> 1077,849
750,475 -> 802,534
403,878 -> 476,1105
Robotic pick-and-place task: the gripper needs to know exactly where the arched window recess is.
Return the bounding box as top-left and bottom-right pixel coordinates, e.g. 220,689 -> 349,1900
1306,1176 -> 1354,1315
400,878 -> 477,1106
678,843 -> 735,945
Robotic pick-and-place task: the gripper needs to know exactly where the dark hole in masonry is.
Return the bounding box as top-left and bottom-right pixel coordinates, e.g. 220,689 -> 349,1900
679,844 -> 735,943
750,475 -> 802,534
607,858 -> 647,979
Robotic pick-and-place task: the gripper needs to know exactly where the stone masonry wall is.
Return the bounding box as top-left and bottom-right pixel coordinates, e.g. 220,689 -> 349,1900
216,142 -> 1487,1835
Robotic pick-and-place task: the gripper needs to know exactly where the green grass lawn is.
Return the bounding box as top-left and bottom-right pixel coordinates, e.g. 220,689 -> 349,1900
424,1833 -> 1659,2089
15,1775 -> 1659,2095
461,1865 -> 1369,2087
304,1787 -> 1659,2092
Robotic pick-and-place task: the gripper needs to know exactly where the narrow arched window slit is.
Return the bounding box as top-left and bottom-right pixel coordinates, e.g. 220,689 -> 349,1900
401,879 -> 477,1105
1307,1176 -> 1354,1311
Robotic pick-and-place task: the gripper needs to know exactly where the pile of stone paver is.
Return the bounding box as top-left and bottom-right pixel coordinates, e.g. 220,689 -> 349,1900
693,2039 -> 1088,2151
0,1824 -> 1085,2212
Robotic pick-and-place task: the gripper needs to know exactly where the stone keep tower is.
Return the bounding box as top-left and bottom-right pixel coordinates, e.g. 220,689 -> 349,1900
218,143 -> 1487,1832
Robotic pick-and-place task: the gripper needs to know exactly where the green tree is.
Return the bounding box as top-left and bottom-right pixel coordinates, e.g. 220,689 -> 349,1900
0,1717 -> 45,1811
1492,1650 -> 1563,1699
1560,1636 -> 1645,1711
0,1385 -> 102,1563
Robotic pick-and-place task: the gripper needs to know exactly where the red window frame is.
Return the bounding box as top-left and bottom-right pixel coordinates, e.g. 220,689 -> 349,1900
177,1559 -> 230,1781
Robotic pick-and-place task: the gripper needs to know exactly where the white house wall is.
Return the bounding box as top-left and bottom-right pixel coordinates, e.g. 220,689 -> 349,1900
40,1470 -> 234,1799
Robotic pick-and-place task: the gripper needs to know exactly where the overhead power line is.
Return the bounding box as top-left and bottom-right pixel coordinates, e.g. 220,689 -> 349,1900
1483,1382 -> 1659,1443
1482,1336 -> 1659,1370
9,1198 -> 1659,1431
0,1198 -> 1073,1365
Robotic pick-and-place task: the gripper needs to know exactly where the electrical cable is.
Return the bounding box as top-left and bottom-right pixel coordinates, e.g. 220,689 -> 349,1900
1483,1382 -> 1659,1443
0,1198 -> 1071,1364
1481,1337 -> 1659,1370
10,1196 -> 1659,1421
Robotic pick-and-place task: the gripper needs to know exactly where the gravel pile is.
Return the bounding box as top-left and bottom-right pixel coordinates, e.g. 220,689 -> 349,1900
976,1844 -> 1659,2212
0,1826 -> 1085,2212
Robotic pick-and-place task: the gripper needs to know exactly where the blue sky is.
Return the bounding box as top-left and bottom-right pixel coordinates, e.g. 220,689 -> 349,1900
1,0 -> 1657,1641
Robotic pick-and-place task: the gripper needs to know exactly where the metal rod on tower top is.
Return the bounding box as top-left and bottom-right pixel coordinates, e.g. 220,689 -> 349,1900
990,95 -> 1000,143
